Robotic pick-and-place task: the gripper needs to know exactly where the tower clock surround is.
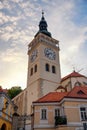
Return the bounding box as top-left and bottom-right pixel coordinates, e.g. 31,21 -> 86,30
44,48 -> 56,60
30,49 -> 38,62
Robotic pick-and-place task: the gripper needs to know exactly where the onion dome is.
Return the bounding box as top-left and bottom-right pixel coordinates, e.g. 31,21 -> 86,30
35,11 -> 51,37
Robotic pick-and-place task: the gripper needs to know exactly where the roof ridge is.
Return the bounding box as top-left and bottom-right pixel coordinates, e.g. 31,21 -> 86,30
61,71 -> 86,82
33,92 -> 53,103
67,86 -> 87,97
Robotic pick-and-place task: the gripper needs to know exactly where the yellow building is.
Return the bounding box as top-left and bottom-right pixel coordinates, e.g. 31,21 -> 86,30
32,86 -> 87,130
0,89 -> 15,130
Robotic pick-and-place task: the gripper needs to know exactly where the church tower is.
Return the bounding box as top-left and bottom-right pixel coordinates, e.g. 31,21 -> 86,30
27,12 -> 61,100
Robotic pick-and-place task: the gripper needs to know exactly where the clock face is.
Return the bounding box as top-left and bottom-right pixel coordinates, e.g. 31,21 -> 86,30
44,48 -> 56,60
30,49 -> 38,62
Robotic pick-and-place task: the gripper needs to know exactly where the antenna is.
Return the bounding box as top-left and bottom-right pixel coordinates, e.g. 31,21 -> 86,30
77,68 -> 84,73
73,66 -> 75,72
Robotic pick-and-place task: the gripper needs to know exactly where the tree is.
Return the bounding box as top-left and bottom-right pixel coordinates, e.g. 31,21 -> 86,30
8,86 -> 22,99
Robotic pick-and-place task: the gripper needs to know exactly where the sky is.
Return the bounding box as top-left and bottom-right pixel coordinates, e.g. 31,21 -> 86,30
0,0 -> 87,89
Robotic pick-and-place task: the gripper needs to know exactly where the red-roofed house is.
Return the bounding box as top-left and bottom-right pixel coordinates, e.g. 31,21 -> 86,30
56,71 -> 87,92
32,86 -> 87,130
0,87 -> 8,93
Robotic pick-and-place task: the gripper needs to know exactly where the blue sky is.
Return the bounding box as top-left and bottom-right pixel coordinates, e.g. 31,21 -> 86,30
0,0 -> 87,89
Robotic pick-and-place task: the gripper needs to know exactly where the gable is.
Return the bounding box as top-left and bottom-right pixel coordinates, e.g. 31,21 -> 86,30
66,86 -> 87,99
61,71 -> 86,82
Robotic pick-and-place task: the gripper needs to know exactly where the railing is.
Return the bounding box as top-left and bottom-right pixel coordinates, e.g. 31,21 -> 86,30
55,115 -> 67,126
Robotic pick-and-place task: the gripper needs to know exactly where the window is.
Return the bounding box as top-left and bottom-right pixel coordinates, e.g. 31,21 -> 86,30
45,63 -> 50,72
52,65 -> 56,73
77,90 -> 85,95
41,109 -> 47,120
30,68 -> 33,76
83,82 -> 87,85
80,107 -> 87,121
34,64 -> 37,73
55,109 -> 60,117
74,81 -> 81,86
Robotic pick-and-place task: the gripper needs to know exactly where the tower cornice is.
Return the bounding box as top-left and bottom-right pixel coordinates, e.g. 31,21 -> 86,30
28,33 -> 59,55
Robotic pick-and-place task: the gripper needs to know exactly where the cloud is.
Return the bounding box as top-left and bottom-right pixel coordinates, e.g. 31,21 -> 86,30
44,0 -> 87,76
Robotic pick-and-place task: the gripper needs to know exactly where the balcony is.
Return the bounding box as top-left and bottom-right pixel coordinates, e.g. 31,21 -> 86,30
55,116 -> 67,126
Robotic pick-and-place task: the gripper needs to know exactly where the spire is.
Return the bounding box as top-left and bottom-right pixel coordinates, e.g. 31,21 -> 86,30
35,11 -> 52,37
42,10 -> 44,17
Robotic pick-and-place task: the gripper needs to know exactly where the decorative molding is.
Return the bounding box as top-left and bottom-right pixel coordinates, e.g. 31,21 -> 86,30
34,124 -> 54,128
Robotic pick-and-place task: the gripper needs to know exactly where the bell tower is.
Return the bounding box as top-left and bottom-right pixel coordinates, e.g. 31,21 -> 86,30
27,12 -> 61,100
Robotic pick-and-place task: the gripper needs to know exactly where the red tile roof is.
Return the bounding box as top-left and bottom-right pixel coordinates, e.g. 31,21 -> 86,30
66,86 -> 87,99
34,92 -> 68,103
56,85 -> 67,92
33,86 -> 87,103
0,87 -> 8,93
61,71 -> 86,82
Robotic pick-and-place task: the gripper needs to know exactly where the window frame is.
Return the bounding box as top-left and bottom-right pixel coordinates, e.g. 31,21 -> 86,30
34,64 -> 37,73
52,65 -> 56,74
55,108 -> 60,117
45,63 -> 50,72
41,108 -> 47,120
80,107 -> 87,121
30,68 -> 33,76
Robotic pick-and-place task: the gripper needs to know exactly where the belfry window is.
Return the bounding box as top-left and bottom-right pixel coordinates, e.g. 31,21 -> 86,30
34,64 -> 37,73
52,65 -> 56,73
30,68 -> 33,76
45,63 -> 50,72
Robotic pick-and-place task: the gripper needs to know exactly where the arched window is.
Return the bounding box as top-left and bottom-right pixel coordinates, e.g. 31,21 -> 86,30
74,81 -> 81,86
1,123 -> 6,130
34,64 -> 37,73
45,63 -> 50,72
52,65 -> 56,73
30,68 -> 33,76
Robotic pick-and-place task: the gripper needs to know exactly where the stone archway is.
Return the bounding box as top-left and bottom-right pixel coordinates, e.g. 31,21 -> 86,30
1,123 -> 6,130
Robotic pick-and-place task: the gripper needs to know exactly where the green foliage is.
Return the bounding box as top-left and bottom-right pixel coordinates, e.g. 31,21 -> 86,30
55,116 -> 67,126
8,86 -> 22,99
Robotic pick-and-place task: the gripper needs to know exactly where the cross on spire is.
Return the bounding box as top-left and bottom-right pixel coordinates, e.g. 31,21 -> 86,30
42,10 -> 44,17
35,11 -> 52,37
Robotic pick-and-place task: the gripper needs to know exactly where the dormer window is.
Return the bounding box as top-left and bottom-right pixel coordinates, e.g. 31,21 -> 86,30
77,90 -> 85,95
